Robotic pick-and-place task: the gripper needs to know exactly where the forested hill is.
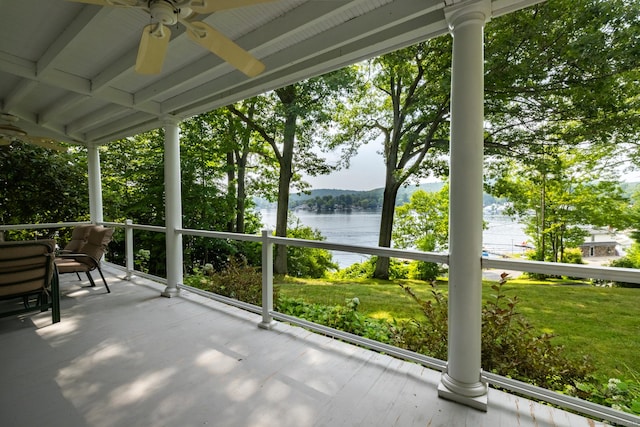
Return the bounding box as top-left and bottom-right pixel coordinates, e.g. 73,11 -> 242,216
254,181 -> 640,211
256,183 -> 449,210
288,183 -> 446,210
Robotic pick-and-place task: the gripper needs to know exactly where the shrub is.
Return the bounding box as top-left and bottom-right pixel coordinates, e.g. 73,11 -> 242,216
607,257 -> 640,288
276,296 -> 390,342
286,220 -> 338,278
390,282 -> 448,359
184,256 -> 273,306
135,249 -> 150,273
571,374 -> 640,416
333,256 -> 409,280
393,278 -> 592,391
407,260 -> 443,281
561,247 -> 584,265
481,281 -> 592,390
332,257 -> 376,279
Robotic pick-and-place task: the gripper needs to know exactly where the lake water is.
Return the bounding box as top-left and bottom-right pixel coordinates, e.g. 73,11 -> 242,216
260,209 -> 529,268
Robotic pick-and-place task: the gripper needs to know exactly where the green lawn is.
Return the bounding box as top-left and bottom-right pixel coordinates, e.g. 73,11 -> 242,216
276,275 -> 640,382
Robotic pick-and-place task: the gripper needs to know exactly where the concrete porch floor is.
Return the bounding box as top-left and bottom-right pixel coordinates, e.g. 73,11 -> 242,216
0,266 -> 611,427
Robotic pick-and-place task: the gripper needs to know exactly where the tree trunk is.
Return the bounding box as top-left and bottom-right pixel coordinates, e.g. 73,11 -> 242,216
226,151 -> 236,232
235,150 -> 248,234
274,86 -> 297,275
374,180 -> 400,279
274,137 -> 294,274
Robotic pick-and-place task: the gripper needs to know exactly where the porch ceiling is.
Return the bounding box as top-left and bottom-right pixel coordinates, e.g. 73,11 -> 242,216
0,0 -> 542,146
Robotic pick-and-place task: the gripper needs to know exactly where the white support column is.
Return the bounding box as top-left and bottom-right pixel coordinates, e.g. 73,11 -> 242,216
87,143 -> 104,224
162,117 -> 183,298
438,0 -> 491,411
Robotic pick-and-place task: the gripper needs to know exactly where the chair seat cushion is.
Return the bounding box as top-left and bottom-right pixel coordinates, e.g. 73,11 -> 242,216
55,258 -> 91,273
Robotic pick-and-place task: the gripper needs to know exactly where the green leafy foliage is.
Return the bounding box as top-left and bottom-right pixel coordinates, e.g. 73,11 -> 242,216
488,146 -> 630,265
572,375 -> 640,416
276,296 -> 391,343
184,257 -> 270,306
481,281 -> 592,390
135,249 -> 150,273
285,218 -> 338,278
331,256 -> 409,280
338,279 -> 592,392
0,143 -> 89,236
390,282 -> 448,360
393,186 -> 449,281
279,275 -> 594,393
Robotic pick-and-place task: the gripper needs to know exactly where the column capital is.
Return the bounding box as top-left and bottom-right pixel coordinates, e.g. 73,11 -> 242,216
161,114 -> 180,127
444,0 -> 491,30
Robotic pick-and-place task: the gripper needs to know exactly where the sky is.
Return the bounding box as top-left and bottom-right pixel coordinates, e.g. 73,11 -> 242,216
303,141 -> 640,191
303,141 -> 388,191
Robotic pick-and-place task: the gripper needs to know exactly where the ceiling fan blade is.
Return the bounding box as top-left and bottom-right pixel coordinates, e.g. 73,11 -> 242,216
28,137 -> 68,152
190,0 -> 275,14
135,24 -> 171,75
186,22 -> 265,77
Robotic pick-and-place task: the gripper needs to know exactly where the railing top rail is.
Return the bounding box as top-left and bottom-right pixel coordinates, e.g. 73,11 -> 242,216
179,227 -> 262,243
267,234 -> 450,264
0,221 -> 91,231
484,256 -> 640,284
4,221 -> 640,283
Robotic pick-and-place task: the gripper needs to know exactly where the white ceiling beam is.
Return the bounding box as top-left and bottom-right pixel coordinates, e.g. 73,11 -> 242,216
39,93 -> 90,125
0,51 -> 36,76
174,10 -> 448,119
2,79 -> 38,111
37,5 -> 105,76
66,104 -> 131,135
86,110 -> 158,142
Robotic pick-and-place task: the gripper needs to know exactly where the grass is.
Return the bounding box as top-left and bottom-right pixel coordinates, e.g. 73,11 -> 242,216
276,273 -> 640,382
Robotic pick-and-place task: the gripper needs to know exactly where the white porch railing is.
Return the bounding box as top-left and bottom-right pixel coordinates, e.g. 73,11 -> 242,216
1,220 -> 639,426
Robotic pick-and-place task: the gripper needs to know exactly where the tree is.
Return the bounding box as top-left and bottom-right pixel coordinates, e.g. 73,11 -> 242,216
336,0 -> 640,278
334,41 -> 452,279
229,69 -> 357,274
392,185 -> 449,280
222,100 -> 279,234
0,142 -> 88,238
483,0 -> 640,159
488,146 -> 630,263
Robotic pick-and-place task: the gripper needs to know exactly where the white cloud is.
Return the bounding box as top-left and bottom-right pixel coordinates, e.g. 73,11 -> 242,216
303,141 -> 386,191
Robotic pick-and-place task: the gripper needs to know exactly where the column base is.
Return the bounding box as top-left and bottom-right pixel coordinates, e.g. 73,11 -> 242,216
438,373 -> 488,411
161,286 -> 180,298
258,320 -> 277,330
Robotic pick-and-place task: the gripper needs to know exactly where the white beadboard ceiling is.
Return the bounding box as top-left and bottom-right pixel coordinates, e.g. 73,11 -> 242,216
0,0 -> 543,146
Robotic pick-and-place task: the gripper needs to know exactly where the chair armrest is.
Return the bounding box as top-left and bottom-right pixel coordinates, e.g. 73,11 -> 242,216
57,253 -> 100,267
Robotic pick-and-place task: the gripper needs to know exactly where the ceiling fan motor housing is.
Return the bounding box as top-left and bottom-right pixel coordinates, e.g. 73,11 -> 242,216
150,1 -> 178,25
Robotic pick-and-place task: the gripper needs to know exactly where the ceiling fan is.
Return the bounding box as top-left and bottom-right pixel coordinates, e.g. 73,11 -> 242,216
0,114 -> 67,152
68,0 -> 270,76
